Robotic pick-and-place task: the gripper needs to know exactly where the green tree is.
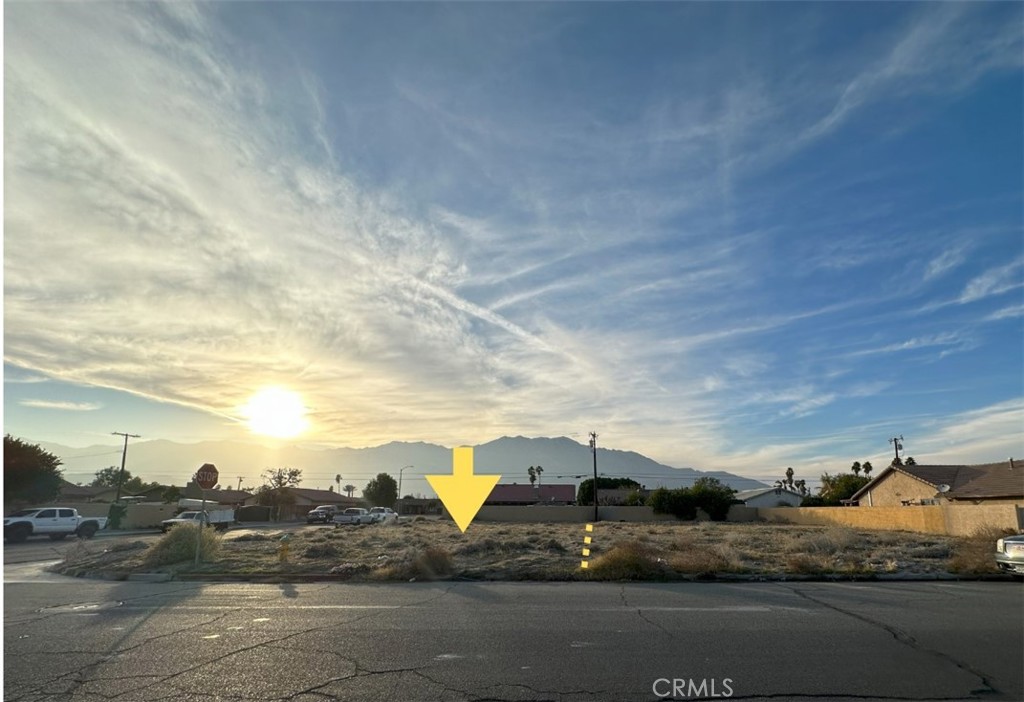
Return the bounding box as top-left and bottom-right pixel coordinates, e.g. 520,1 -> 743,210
92,465 -> 126,487
817,472 -> 870,505
785,466 -> 795,489
648,487 -> 698,520
256,467 -> 303,521
862,461 -> 873,478
344,484 -> 356,498
851,461 -> 862,476
4,435 -> 64,504
527,466 -> 537,486
535,465 -> 543,485
162,485 -> 183,504
364,473 -> 398,508
690,477 -> 737,521
904,456 -> 916,466
264,467 -> 302,489
576,477 -> 641,505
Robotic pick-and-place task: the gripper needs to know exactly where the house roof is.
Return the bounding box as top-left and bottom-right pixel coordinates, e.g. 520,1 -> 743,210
58,481 -> 117,499
734,487 -> 804,502
197,488 -> 253,504
289,488 -> 360,504
851,460 -> 1023,501
486,484 -> 576,503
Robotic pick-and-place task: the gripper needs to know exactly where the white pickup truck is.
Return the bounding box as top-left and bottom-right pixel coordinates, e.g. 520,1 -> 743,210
332,508 -> 372,526
4,508 -> 108,542
161,509 -> 235,533
368,507 -> 399,524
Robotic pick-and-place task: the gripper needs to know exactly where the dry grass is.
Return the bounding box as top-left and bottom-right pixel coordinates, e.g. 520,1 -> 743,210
143,524 -> 222,567
52,519 -> 1009,581
948,526 -> 1017,574
587,540 -> 666,580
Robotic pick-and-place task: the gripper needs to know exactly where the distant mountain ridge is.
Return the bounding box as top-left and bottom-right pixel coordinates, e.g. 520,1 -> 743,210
37,436 -> 768,495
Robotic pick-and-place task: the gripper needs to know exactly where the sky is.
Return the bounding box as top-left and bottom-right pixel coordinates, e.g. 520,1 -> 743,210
4,2 -> 1023,485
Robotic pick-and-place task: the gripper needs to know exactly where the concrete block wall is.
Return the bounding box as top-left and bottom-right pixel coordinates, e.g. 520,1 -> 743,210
756,503 -> 1023,536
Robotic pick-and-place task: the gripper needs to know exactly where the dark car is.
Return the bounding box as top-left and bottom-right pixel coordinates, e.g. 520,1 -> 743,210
306,505 -> 338,524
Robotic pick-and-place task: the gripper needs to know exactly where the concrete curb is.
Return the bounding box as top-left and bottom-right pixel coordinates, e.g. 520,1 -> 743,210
51,568 -> 1020,584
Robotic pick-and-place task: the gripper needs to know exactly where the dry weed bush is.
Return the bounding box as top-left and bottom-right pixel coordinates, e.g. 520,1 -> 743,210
587,540 -> 666,580
786,553 -> 834,574
143,524 -> 221,567
949,526 -> 1016,574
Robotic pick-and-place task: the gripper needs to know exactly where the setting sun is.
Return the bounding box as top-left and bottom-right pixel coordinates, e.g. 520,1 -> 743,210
242,387 -> 309,438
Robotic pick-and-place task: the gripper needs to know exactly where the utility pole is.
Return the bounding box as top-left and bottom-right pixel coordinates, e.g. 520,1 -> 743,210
111,432 -> 141,502
888,435 -> 904,464
589,432 -> 599,521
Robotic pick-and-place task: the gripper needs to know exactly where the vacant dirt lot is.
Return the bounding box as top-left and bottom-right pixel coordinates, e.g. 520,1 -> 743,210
54,519 -> 1009,581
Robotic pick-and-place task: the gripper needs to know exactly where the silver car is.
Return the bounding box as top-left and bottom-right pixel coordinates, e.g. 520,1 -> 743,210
995,533 -> 1024,577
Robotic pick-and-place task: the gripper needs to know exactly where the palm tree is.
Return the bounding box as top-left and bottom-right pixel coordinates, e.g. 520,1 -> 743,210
527,466 -> 537,486
335,474 -> 342,492
851,461 -> 861,476
905,456 -> 917,466
535,465 -> 543,486
862,461 -> 873,478
344,484 -> 356,498
785,467 -> 794,489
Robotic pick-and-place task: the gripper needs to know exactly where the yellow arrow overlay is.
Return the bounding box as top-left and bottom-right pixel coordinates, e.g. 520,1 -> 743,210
427,446 -> 500,533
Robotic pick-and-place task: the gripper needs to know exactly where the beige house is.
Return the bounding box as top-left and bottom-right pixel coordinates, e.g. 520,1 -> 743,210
851,460 -> 1023,507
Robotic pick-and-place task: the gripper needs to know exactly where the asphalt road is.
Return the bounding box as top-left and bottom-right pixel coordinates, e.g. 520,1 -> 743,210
4,562 -> 1022,702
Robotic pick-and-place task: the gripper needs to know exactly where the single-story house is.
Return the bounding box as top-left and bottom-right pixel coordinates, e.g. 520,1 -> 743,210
183,485 -> 253,505
734,487 -> 805,508
851,460 -> 1024,507
57,480 -> 120,503
485,484 -> 576,506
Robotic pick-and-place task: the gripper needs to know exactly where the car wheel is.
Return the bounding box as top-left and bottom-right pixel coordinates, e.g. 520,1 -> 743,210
78,523 -> 98,539
8,525 -> 31,543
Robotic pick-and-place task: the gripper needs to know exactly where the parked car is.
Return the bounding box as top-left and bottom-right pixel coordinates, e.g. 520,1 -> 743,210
995,533 -> 1024,578
161,509 -> 234,533
306,505 -> 339,524
333,508 -> 371,526
3,508 -> 107,542
368,507 -> 398,524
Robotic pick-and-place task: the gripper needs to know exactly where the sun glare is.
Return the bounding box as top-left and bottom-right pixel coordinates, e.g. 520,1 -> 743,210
242,387 -> 309,439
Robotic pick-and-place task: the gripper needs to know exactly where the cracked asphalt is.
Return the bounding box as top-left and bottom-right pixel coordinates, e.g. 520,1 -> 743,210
4,564 -> 1021,701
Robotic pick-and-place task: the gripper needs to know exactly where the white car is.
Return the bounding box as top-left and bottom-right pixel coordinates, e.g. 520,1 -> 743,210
368,507 -> 398,524
333,508 -> 371,526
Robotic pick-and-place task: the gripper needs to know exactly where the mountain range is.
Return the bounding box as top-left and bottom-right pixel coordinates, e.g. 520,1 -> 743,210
39,436 -> 768,495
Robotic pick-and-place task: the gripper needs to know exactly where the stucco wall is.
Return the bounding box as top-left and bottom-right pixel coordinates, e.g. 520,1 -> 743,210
471,505 -> 758,523
756,504 -> 1023,536
122,504 -> 180,529
860,471 -> 939,507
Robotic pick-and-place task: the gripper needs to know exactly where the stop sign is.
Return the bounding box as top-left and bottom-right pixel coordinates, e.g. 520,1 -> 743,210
195,463 -> 219,490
